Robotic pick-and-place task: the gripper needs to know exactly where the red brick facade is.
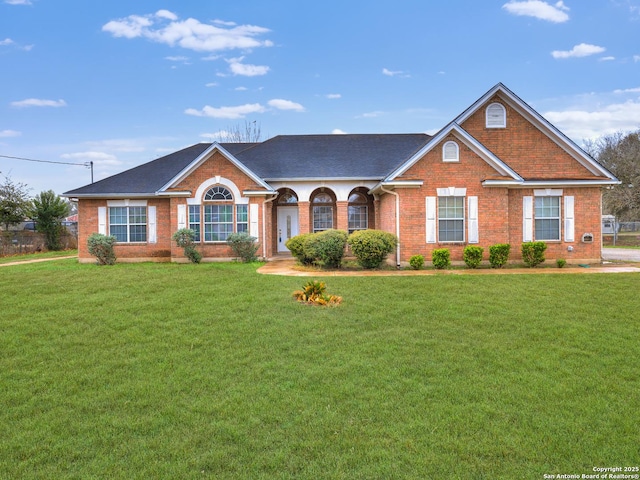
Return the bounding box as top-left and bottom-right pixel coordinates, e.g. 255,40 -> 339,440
72,85 -> 614,265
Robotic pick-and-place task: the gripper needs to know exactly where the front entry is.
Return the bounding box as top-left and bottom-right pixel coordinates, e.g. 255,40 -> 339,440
277,206 -> 299,252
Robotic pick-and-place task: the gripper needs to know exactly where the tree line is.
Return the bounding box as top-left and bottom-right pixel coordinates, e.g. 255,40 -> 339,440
0,173 -> 73,251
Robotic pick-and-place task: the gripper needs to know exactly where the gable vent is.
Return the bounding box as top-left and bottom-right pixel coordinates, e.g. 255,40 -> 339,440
443,141 -> 459,162
486,103 -> 506,128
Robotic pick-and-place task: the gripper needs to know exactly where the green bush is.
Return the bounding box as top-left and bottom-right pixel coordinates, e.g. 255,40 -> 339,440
463,245 -> 484,269
521,241 -> 547,268
87,233 -> 117,265
226,232 -> 259,263
409,254 -> 424,270
347,229 -> 398,269
172,228 -> 201,264
286,233 -> 315,265
489,243 -> 511,268
432,248 -> 451,270
305,229 -> 348,268
556,258 -> 567,268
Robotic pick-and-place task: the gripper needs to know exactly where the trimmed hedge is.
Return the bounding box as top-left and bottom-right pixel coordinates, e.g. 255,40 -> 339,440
347,229 -> 398,269
432,248 -> 451,270
521,241 -> 547,268
463,245 -> 484,269
489,243 -> 511,268
285,233 -> 315,265
305,229 -> 348,268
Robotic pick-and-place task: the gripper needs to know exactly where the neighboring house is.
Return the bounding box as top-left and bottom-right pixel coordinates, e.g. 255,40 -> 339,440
63,83 -> 619,265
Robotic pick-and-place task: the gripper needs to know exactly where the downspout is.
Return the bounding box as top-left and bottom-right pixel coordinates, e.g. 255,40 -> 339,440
262,193 -> 278,260
380,185 -> 401,268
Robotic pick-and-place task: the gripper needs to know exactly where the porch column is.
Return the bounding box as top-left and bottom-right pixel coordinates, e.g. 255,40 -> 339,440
336,200 -> 348,232
298,201 -> 310,234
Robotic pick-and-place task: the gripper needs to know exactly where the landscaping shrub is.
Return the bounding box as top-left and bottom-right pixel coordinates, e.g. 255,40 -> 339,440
409,254 -> 424,270
293,279 -> 342,306
286,233 -> 314,265
432,248 -> 450,270
347,229 -> 397,269
87,233 -> 117,265
172,228 -> 201,264
463,245 -> 484,269
226,231 -> 259,263
304,229 -> 348,268
557,258 -> 567,268
521,241 -> 547,268
489,243 -> 511,268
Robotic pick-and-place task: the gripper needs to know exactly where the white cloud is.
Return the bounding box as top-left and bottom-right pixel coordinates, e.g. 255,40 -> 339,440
634,55 -> 640,62
326,94 -> 341,99
502,1 -> 570,23
382,68 -> 409,77
331,129 -> 347,134
0,129 -> 21,138
185,103 -> 266,119
165,55 -> 189,62
544,100 -> 640,140
205,82 -> 218,87
61,151 -> 120,165
11,98 -> 67,108
551,43 -> 606,59
599,56 -> 616,62
227,58 -> 270,76
267,99 -> 305,111
614,87 -> 640,94
102,11 -> 273,53
0,38 -> 14,46
4,0 -> 32,4
358,111 -> 384,118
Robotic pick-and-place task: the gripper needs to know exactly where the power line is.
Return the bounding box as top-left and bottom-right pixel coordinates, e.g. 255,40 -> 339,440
0,154 -> 90,167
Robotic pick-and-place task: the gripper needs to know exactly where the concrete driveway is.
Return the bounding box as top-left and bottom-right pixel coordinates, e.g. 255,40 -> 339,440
602,248 -> 640,262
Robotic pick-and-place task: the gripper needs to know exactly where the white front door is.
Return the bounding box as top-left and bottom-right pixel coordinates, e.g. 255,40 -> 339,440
277,206 -> 299,252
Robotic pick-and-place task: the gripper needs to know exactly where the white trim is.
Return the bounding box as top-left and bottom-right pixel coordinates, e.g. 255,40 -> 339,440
107,199 -> 147,207
534,188 -> 563,196
249,204 -> 259,238
148,206 -> 157,244
443,141 -> 459,162
177,204 -> 187,230
436,187 -> 467,197
564,196 -> 575,242
98,207 -> 107,235
486,103 -> 506,128
188,177 -> 248,205
426,196 -> 437,244
523,196 -> 533,242
468,196 -> 479,244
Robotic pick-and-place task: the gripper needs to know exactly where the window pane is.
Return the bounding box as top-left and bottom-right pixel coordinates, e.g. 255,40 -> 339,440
439,219 -> 464,242
110,224 -> 128,242
129,225 -> 147,242
348,205 -> 368,233
204,204 -> 233,241
535,219 -> 560,241
236,204 -> 248,233
189,205 -> 201,242
313,206 -> 333,232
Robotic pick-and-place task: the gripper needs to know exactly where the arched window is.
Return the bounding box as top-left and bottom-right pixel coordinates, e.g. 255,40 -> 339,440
486,103 -> 506,128
348,192 -> 369,233
312,191 -> 335,232
277,190 -> 298,204
188,184 -> 247,242
443,141 -> 459,162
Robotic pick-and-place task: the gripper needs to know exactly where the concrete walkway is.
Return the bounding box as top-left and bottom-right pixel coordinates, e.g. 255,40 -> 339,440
257,257 -> 640,276
0,255 -> 77,267
602,247 -> 640,262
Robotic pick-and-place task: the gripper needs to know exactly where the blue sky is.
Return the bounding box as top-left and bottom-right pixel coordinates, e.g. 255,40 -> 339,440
1,0 -> 639,196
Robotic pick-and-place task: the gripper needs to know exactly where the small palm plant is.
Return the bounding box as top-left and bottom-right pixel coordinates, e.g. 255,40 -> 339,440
293,280 -> 342,306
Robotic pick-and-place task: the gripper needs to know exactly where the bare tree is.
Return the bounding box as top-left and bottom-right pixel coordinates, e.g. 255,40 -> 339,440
585,130 -> 640,221
216,120 -> 262,143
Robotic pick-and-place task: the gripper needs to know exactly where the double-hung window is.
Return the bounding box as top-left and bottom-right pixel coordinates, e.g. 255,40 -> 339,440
312,192 -> 334,232
188,205 -> 201,242
109,206 -> 147,242
438,196 -> 465,242
204,204 -> 233,242
348,192 -> 368,234
534,196 -> 560,241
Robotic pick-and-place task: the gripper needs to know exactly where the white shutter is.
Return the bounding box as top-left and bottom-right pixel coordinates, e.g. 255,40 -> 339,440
523,196 -> 533,242
148,206 -> 157,244
468,196 -> 479,243
177,204 -> 187,230
249,204 -> 259,238
564,196 -> 575,242
98,207 -> 107,235
426,196 -> 437,244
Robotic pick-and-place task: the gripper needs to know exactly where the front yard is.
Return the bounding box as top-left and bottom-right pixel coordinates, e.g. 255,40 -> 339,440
1,260 -> 638,479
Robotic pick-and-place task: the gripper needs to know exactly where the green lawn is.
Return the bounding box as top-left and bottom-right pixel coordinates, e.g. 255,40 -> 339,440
1,260 -> 638,479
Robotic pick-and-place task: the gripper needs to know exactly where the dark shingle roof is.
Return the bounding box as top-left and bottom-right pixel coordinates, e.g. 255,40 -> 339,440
63,134 -> 431,196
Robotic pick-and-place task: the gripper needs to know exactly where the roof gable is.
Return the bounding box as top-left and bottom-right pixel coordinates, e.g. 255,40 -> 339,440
454,83 -> 616,179
383,123 -> 523,182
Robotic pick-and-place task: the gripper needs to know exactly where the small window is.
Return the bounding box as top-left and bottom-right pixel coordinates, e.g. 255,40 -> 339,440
443,141 -> 459,162
312,192 -> 334,232
438,196 -> 464,242
534,196 -> 560,241
486,103 -> 506,128
348,192 -> 368,234
204,186 -> 233,201
188,205 -> 201,242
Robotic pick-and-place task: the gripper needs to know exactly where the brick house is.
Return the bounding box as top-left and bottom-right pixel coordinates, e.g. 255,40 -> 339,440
63,83 -> 618,265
